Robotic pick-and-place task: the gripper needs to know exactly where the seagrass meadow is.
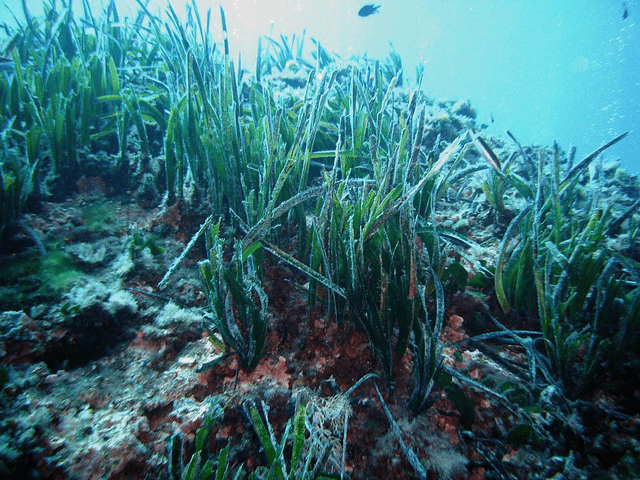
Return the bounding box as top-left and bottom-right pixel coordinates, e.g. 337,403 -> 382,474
1,1 -> 640,479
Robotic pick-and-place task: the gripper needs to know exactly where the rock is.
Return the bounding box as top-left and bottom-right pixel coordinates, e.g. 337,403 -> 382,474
452,99 -> 477,119
0,311 -> 46,364
67,242 -> 108,266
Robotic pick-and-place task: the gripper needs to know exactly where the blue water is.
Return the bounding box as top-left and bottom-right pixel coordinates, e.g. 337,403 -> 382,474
6,0 -> 640,173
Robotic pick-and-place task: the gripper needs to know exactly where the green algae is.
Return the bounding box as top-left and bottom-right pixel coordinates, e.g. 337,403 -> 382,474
0,249 -> 86,310
38,250 -> 85,294
80,200 -> 117,232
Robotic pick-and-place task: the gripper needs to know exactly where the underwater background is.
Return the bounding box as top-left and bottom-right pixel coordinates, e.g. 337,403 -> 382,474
2,0 -> 640,478
6,0 -> 639,172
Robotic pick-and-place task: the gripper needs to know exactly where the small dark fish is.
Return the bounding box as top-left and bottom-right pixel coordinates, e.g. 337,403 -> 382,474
358,4 -> 380,17
623,2 -> 629,20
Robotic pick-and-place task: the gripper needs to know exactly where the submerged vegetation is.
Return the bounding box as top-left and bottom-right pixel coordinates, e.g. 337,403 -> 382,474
1,0 -> 640,478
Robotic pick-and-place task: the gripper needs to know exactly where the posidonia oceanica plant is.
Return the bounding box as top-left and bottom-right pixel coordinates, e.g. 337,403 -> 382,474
494,132 -> 640,396
199,220 -> 269,372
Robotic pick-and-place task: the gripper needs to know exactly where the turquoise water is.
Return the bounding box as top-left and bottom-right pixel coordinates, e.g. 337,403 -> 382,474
7,0 -> 639,172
